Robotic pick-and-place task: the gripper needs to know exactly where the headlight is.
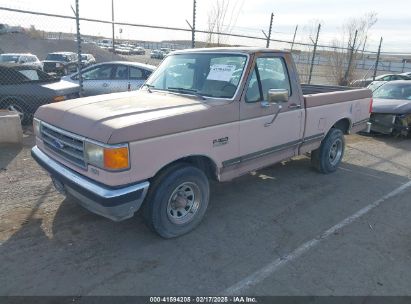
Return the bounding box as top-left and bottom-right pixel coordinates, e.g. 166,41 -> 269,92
85,141 -> 129,171
33,118 -> 41,137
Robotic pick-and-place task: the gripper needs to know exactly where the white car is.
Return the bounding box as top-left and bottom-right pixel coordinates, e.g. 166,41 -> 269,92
0,53 -> 43,70
63,61 -> 156,96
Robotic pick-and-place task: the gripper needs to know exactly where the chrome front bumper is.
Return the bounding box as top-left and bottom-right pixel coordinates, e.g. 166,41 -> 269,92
31,146 -> 150,221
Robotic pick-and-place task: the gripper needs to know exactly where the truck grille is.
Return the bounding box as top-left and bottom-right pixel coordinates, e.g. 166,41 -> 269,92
40,122 -> 86,168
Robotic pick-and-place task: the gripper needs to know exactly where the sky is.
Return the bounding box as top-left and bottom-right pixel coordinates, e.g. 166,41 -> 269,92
0,0 -> 410,53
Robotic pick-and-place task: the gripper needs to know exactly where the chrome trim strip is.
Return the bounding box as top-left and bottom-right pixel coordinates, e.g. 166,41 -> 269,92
302,133 -> 324,143
223,139 -> 301,167
32,146 -> 149,199
352,118 -> 369,127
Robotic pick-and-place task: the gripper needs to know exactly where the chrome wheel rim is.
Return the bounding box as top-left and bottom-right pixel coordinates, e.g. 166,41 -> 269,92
167,182 -> 201,225
7,104 -> 24,121
329,138 -> 343,166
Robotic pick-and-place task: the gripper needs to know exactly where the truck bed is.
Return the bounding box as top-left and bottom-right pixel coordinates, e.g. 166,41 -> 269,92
301,84 -> 355,95
302,83 -> 371,111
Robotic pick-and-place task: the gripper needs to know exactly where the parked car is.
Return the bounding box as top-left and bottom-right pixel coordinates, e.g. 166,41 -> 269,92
132,47 -> 145,55
367,81 -> 411,137
0,24 -> 21,34
400,72 -> 411,77
98,39 -> 113,49
62,61 -> 155,96
367,81 -> 387,92
42,52 -> 78,76
150,49 -> 165,59
351,74 -> 411,87
0,64 -> 79,124
160,48 -> 172,55
114,46 -> 132,55
0,23 -> 10,34
0,53 -> 43,70
80,54 -> 96,67
31,47 -> 372,238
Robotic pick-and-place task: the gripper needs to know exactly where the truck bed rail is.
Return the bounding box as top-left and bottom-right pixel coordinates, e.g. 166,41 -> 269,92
301,84 -> 354,95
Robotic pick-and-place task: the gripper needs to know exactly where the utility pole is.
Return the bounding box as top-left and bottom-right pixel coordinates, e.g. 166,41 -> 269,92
308,23 -> 321,85
290,25 -> 298,51
111,0 -> 115,51
265,12 -> 274,48
373,37 -> 383,81
343,29 -> 358,85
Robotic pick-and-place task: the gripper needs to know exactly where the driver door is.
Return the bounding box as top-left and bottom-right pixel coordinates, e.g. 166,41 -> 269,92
238,54 -> 304,169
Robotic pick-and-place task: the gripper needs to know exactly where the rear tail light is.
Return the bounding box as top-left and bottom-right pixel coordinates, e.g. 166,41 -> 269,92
369,97 -> 373,113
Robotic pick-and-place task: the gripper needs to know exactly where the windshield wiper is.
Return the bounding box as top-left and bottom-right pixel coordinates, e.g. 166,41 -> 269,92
166,87 -> 206,100
142,83 -> 155,93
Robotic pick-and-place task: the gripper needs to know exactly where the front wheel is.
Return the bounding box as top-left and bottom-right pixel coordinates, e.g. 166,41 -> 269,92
311,128 -> 345,174
142,164 -> 210,238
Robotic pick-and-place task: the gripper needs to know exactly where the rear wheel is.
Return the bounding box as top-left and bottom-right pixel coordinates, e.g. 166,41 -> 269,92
142,163 -> 210,238
311,128 -> 345,174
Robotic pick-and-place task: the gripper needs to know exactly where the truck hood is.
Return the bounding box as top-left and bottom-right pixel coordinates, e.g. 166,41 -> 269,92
40,80 -> 80,95
35,91 -> 237,144
372,98 -> 411,114
42,60 -> 66,64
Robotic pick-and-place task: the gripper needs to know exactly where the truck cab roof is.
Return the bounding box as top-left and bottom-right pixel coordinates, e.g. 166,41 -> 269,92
173,47 -> 290,55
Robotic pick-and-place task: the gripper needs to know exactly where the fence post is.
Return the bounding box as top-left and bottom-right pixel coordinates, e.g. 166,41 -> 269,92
192,0 -> 196,48
111,0 -> 115,51
373,37 -> 383,81
308,23 -> 321,85
343,29 -> 358,85
290,25 -> 298,52
74,0 -> 83,97
265,13 -> 274,48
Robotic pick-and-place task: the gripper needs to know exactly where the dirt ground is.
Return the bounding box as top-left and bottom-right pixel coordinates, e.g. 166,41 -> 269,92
1,130 -> 411,296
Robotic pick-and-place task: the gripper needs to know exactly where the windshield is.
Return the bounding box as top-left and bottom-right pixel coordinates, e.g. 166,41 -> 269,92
0,67 -> 58,85
0,55 -> 20,62
373,83 -> 411,100
145,53 -> 247,99
46,54 -> 68,61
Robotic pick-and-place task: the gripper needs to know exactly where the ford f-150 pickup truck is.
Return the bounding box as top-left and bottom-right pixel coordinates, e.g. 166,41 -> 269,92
31,47 -> 372,238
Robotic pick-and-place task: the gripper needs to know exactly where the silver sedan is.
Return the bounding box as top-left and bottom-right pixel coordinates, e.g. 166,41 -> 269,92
63,61 -> 156,96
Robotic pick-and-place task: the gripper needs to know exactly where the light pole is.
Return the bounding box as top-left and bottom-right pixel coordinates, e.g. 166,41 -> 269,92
111,0 -> 115,50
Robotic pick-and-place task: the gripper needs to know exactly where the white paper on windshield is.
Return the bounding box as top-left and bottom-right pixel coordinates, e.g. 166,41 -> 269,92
207,64 -> 236,82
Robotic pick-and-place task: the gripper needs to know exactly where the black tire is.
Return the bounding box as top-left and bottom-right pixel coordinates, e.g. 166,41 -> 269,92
142,163 -> 210,238
1,100 -> 31,125
311,128 -> 345,174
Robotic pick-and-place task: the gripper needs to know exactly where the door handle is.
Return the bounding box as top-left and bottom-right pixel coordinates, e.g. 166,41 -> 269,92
103,83 -> 109,87
264,104 -> 283,127
288,103 -> 301,109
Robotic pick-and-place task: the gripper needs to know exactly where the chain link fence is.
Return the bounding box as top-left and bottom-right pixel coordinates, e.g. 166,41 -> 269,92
1,5 -> 410,124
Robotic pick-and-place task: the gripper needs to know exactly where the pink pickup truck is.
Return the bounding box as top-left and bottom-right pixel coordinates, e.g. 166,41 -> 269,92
32,47 -> 372,238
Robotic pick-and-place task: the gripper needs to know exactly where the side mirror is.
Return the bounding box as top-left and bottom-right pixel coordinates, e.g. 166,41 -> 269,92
268,89 -> 289,103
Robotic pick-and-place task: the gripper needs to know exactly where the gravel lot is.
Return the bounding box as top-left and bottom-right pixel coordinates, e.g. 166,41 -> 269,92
1,130 -> 411,296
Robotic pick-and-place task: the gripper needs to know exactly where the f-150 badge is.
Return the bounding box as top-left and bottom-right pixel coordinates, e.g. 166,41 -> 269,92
213,137 -> 229,147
